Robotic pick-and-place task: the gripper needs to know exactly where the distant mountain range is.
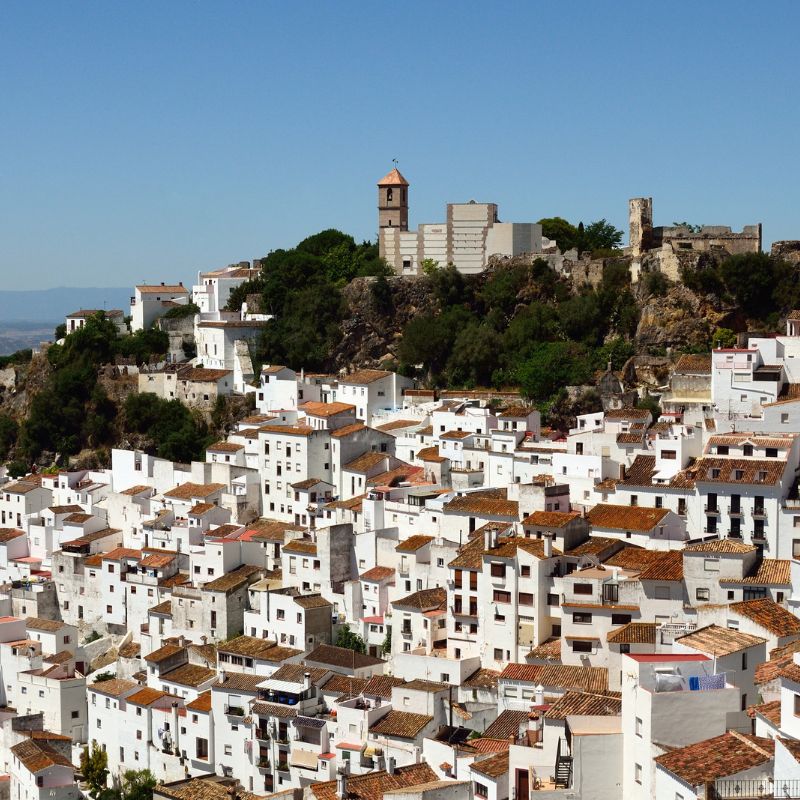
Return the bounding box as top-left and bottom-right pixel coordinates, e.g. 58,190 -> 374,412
0,287 -> 132,323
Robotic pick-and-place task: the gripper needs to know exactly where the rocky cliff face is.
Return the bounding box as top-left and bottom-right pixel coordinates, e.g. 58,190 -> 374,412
332,276 -> 439,370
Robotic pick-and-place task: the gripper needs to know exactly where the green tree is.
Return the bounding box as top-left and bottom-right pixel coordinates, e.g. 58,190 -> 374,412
720,252 -> 786,318
381,628 -> 392,656
446,322 -> 502,387
712,327 -> 737,349
538,217 -> 580,252
6,460 -> 28,478
580,219 -> 624,252
515,342 -> 592,403
0,414 -> 18,460
336,626 -> 366,654
80,743 -> 110,799
119,769 -> 157,800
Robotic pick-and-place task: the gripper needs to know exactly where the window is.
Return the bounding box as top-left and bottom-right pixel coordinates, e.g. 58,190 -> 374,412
635,717 -> 642,737
704,558 -> 720,572
572,640 -> 592,653
224,744 -> 232,756
611,613 -> 631,625
635,764 -> 642,784
475,783 -> 488,798
573,612 -> 592,624
521,565 -> 531,577
573,583 -> 593,595
493,648 -> 503,660
493,590 -> 511,603
518,592 -> 534,606
490,563 -> 505,578
794,694 -> 800,717
654,585 -> 670,600
661,450 -> 676,460
696,588 -> 710,601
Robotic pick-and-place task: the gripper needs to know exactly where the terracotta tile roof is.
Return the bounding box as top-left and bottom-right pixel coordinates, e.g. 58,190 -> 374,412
137,284 -> 187,293
156,779 -> 260,800
330,423 -> 368,439
755,640 -> 800,685
483,710 -> 531,740
343,451 -> 389,473
99,546 -> 141,562
363,675 -> 405,698
484,536 -> 561,561
440,430 -> 473,441
88,678 -> 139,698
118,641 -> 141,659
299,401 -> 355,418
64,512 -> 92,524
282,539 -> 318,556
322,674 -> 368,696
395,535 -> 435,553
607,622 -> 657,645
179,368 -> 232,382
545,690 -> 622,720
251,700 -> 298,718
655,732 -> 774,786
445,495 -> 519,519
693,457 -> 786,486
675,353 -> 712,373
305,643 -> 384,670
470,738 -> 511,754
500,663 -> 608,692
206,441 -> 244,453
471,751 -> 509,779
139,552 -> 176,569
521,511 -> 581,528
161,664 -> 216,688
565,537 -> 621,558
748,700 -> 781,724
203,564 -> 262,593
677,624 -> 766,656
403,679 -> 448,693
311,763 -> 438,800
3,481 -> 41,494
290,478 -> 327,490
369,710 -> 432,739
526,638 -> 562,661
393,587 -> 446,611
377,168 -> 409,187
294,593 -> 333,610
10,740 -> 72,773
127,687 -> 171,706
47,504 -> 84,514
360,565 -> 395,582
260,424 -> 314,436
368,465 -> 425,487
218,635 -> 276,659
185,691 -> 212,712
216,672 -> 264,692
604,407 -> 651,420
376,419 -> 421,432
684,538 -> 756,554
587,503 -> 669,532
463,668 -> 501,689
721,559 -> 791,585
637,550 -> 684,582
729,598 -> 800,635
245,517 -> 304,541
269,664 -> 330,686
617,432 -> 645,445
709,436 -> 789,454
144,643 -> 183,664
26,617 -> 68,632
417,446 -> 447,463
779,737 -> 800,763
164,482 -> 225,500
323,495 -> 366,512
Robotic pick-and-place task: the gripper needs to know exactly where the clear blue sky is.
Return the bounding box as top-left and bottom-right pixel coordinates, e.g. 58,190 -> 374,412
2,1 -> 799,290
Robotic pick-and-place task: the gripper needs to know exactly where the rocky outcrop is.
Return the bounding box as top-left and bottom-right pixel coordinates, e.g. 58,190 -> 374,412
634,285 -> 719,353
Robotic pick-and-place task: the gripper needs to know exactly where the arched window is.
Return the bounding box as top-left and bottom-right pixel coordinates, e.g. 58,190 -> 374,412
387,188 -> 393,202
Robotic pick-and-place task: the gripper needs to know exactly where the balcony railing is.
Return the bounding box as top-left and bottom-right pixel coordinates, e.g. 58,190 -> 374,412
704,505 -> 720,514
752,508 -> 767,519
225,705 -> 245,717
712,778 -> 800,799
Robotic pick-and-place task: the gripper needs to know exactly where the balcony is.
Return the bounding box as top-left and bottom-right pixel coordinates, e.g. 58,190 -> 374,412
225,705 -> 245,717
257,756 -> 271,771
704,505 -> 720,515
256,729 -> 271,742
276,761 -> 290,772
711,778 -> 800,799
728,508 -> 743,518
752,508 -> 767,519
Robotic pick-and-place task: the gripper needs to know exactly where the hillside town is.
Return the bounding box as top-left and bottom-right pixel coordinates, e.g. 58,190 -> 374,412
3,161 -> 800,800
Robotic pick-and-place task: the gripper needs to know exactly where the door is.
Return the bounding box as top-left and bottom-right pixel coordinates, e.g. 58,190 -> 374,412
516,768 -> 529,799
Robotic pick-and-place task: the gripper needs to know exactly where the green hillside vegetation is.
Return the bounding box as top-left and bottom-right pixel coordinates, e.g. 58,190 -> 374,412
11,313 -> 209,466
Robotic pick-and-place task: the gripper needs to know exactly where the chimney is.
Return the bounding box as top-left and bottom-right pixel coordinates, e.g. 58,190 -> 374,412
387,756 -> 396,775
172,701 -> 180,753
218,669 -> 227,685
543,534 -> 553,558
483,526 -> 493,551
534,683 -> 545,706
337,764 -> 349,799
304,671 -> 312,694
161,281 -> 165,286
201,635 -> 207,645
178,635 -> 186,647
